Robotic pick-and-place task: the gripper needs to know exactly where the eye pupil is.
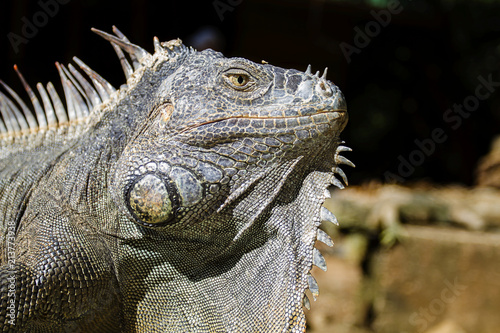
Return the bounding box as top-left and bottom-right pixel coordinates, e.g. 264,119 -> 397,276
237,75 -> 244,84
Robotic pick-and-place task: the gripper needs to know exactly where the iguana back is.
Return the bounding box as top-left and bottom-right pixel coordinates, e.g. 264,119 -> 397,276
0,27 -> 352,332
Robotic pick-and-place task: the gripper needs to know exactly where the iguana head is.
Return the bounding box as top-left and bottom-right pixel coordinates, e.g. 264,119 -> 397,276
91,28 -> 353,331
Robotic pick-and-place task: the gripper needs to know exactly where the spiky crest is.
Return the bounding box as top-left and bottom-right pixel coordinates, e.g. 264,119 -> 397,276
0,26 -> 193,145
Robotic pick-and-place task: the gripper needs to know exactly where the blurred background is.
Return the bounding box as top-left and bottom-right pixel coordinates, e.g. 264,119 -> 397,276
1,0 -> 500,332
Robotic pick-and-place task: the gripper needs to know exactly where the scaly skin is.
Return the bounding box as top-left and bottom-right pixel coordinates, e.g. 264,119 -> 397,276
0,27 -> 351,332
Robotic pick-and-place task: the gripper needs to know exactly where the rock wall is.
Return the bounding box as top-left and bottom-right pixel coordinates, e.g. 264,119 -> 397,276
306,184 -> 500,333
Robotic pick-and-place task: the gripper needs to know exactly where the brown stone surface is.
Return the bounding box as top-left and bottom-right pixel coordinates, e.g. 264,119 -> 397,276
371,225 -> 500,333
476,135 -> 500,189
326,184 -> 500,232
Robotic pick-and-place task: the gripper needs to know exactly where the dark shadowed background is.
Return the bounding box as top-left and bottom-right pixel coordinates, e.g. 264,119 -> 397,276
1,0 -> 499,187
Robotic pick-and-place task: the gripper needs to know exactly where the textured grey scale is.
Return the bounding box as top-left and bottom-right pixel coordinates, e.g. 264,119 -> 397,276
0,96 -> 16,132
110,41 -> 134,80
305,64 -> 312,75
0,97 -> 7,132
3,94 -> 23,132
331,175 -> 344,189
111,26 -> 143,69
67,64 -> 102,109
60,65 -> 90,118
0,80 -> 38,129
0,90 -> 29,130
73,57 -> 116,101
14,67 -> 48,128
36,83 -> 57,126
303,295 -> 311,310
46,82 -> 68,123
307,274 -> 319,300
92,27 -> 148,69
60,64 -> 91,117
320,206 -> 338,226
7,105 -> 22,132
73,57 -> 109,101
174,44 -> 188,54
316,229 -> 333,247
56,63 -> 77,121
337,145 -> 352,153
0,113 -> 7,133
333,166 -> 348,185
153,36 -> 162,54
312,248 -> 327,271
164,48 -> 176,58
336,155 -> 355,168
67,77 -> 89,119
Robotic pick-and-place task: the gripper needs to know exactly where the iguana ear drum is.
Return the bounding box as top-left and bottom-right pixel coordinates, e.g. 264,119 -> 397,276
127,174 -> 179,226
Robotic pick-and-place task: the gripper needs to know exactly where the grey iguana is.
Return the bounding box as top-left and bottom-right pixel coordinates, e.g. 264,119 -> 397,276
0,26 -> 352,332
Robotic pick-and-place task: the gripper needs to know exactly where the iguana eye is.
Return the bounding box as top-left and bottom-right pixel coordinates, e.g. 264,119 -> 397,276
229,74 -> 249,87
127,174 -> 177,225
223,71 -> 254,91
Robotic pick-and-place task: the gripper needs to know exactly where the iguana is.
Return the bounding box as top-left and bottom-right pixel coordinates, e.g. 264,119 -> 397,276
0,26 -> 352,332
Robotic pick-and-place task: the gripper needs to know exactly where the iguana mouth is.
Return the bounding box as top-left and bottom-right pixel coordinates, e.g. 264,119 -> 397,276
177,109 -> 346,133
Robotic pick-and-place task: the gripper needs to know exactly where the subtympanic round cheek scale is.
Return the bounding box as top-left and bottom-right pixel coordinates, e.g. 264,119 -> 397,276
129,174 -> 173,224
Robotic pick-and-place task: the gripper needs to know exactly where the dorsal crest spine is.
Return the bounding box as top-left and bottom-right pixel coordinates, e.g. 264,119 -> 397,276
0,26 -> 193,141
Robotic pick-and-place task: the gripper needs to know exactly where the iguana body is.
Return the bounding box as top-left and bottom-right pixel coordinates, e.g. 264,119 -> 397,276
0,27 -> 352,332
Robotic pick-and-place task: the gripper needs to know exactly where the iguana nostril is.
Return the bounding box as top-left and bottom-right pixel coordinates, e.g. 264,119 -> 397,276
318,80 -> 333,97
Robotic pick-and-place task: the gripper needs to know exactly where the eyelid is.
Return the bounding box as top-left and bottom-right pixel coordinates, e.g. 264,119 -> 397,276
223,67 -> 255,80
224,67 -> 252,75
